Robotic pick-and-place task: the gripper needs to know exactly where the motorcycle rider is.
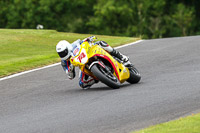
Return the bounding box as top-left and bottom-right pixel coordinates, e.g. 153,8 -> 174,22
56,36 -> 131,89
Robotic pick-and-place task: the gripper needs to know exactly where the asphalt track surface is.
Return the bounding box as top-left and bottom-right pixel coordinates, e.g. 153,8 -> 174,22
1,36 -> 200,133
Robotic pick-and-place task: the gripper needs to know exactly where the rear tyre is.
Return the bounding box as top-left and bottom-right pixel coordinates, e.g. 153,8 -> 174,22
127,66 -> 141,84
91,64 -> 120,89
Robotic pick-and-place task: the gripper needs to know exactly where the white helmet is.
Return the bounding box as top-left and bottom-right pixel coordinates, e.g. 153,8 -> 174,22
56,40 -> 73,60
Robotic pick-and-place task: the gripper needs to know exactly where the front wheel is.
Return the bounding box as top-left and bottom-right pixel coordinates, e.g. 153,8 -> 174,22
91,64 -> 120,89
127,66 -> 141,84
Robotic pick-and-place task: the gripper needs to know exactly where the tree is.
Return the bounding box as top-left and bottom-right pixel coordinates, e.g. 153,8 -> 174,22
172,3 -> 194,36
0,0 -> 199,38
87,0 -> 136,36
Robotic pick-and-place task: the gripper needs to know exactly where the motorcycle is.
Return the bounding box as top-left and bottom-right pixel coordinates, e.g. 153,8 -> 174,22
70,38 -> 141,89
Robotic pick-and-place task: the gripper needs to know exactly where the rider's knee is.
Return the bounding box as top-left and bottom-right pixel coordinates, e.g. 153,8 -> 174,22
96,41 -> 113,53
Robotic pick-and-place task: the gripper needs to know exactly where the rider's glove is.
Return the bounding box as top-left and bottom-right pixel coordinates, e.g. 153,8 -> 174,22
67,64 -> 75,79
83,36 -> 97,42
61,60 -> 76,79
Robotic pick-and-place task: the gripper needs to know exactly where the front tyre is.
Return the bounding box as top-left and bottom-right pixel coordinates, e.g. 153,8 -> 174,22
91,64 -> 120,89
127,66 -> 141,84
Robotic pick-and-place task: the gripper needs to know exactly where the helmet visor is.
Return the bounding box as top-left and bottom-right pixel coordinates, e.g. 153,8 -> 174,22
58,49 -> 68,58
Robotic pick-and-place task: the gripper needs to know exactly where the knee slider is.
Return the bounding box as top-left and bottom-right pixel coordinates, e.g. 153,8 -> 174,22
98,41 -> 109,47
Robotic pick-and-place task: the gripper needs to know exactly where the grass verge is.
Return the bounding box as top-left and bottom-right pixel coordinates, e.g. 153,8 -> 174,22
0,29 -> 140,77
133,113 -> 200,133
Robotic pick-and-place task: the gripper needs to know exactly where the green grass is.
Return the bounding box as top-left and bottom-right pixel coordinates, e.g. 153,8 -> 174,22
133,113 -> 200,133
0,29 -> 140,77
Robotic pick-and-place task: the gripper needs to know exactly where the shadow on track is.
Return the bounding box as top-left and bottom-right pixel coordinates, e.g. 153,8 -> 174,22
84,82 -> 141,91
54,82 -> 142,96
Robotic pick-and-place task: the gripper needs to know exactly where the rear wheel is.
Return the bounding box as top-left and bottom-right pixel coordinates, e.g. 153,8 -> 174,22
91,64 -> 120,89
127,66 -> 141,84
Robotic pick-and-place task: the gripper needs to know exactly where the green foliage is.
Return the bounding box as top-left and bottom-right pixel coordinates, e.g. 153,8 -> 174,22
87,0 -> 135,36
133,113 -> 200,133
172,3 -> 194,36
0,0 -> 199,38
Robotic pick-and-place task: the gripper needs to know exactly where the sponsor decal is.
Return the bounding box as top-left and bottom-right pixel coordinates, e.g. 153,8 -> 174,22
115,63 -> 118,67
100,55 -> 104,57
87,47 -> 91,54
123,69 -> 127,73
73,47 -> 80,56
77,52 -> 86,63
71,57 -> 75,62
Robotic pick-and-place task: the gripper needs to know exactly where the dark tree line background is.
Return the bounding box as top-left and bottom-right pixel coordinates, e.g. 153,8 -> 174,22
0,0 -> 200,39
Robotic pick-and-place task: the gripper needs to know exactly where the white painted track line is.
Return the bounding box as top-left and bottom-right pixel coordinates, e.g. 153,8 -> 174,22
114,40 -> 143,49
0,40 -> 143,81
0,63 -> 60,81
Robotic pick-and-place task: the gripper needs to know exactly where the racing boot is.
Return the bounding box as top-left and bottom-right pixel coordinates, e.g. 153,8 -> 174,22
79,72 -> 98,90
110,49 -> 132,67
96,41 -> 132,67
